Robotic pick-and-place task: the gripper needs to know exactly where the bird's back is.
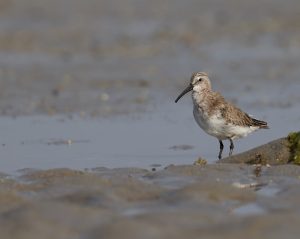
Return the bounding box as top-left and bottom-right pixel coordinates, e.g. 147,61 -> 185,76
210,92 -> 268,129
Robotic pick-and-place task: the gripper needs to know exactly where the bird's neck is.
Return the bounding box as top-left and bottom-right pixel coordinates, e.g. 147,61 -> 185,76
192,89 -> 211,107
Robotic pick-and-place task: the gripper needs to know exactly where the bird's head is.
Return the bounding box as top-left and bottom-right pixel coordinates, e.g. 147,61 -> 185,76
175,72 -> 211,103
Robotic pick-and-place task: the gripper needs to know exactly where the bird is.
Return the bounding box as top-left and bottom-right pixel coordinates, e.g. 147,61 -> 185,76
175,72 -> 269,159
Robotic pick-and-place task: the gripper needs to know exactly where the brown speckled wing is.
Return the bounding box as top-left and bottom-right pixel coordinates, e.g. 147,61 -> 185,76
212,92 -> 268,127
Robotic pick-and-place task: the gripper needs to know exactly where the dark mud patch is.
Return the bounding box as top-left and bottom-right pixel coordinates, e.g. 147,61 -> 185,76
220,132 -> 300,166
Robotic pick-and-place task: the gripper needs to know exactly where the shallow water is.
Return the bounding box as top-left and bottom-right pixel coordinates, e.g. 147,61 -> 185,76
0,93 -> 299,174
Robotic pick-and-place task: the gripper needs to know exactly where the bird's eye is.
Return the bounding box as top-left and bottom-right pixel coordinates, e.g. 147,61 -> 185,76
198,78 -> 202,82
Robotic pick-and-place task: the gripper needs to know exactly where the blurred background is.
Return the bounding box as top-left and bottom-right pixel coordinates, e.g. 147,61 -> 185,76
0,0 -> 299,171
0,0 -> 299,117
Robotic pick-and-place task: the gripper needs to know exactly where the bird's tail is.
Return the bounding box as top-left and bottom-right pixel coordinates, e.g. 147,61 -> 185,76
251,118 -> 269,129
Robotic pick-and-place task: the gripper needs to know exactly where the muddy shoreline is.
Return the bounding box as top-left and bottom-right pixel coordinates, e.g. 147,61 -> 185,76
1,163 -> 300,239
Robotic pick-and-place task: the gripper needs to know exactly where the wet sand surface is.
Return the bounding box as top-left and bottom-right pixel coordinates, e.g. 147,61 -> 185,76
0,0 -> 300,238
2,165 -> 300,239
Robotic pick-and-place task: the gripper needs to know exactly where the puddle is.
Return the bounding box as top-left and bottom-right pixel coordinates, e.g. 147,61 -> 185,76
233,203 -> 266,216
256,186 -> 281,197
122,207 -> 150,217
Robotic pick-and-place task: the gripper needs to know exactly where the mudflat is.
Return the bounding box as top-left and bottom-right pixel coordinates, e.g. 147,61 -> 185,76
0,164 -> 300,239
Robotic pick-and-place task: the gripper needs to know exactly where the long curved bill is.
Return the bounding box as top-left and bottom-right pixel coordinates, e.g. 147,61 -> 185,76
175,84 -> 193,103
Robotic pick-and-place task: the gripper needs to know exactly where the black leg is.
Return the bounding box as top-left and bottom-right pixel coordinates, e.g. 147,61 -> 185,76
229,139 -> 234,156
218,140 -> 224,160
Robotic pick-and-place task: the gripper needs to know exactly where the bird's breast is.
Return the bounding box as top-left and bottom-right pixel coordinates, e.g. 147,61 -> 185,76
193,106 -> 259,139
193,106 -> 210,131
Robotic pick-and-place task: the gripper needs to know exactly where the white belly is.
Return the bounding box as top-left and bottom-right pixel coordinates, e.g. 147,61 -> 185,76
193,107 -> 258,140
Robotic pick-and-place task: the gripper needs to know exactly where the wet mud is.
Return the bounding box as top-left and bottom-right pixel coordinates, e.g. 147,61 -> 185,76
0,165 -> 300,238
220,131 -> 300,165
220,137 -> 290,165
